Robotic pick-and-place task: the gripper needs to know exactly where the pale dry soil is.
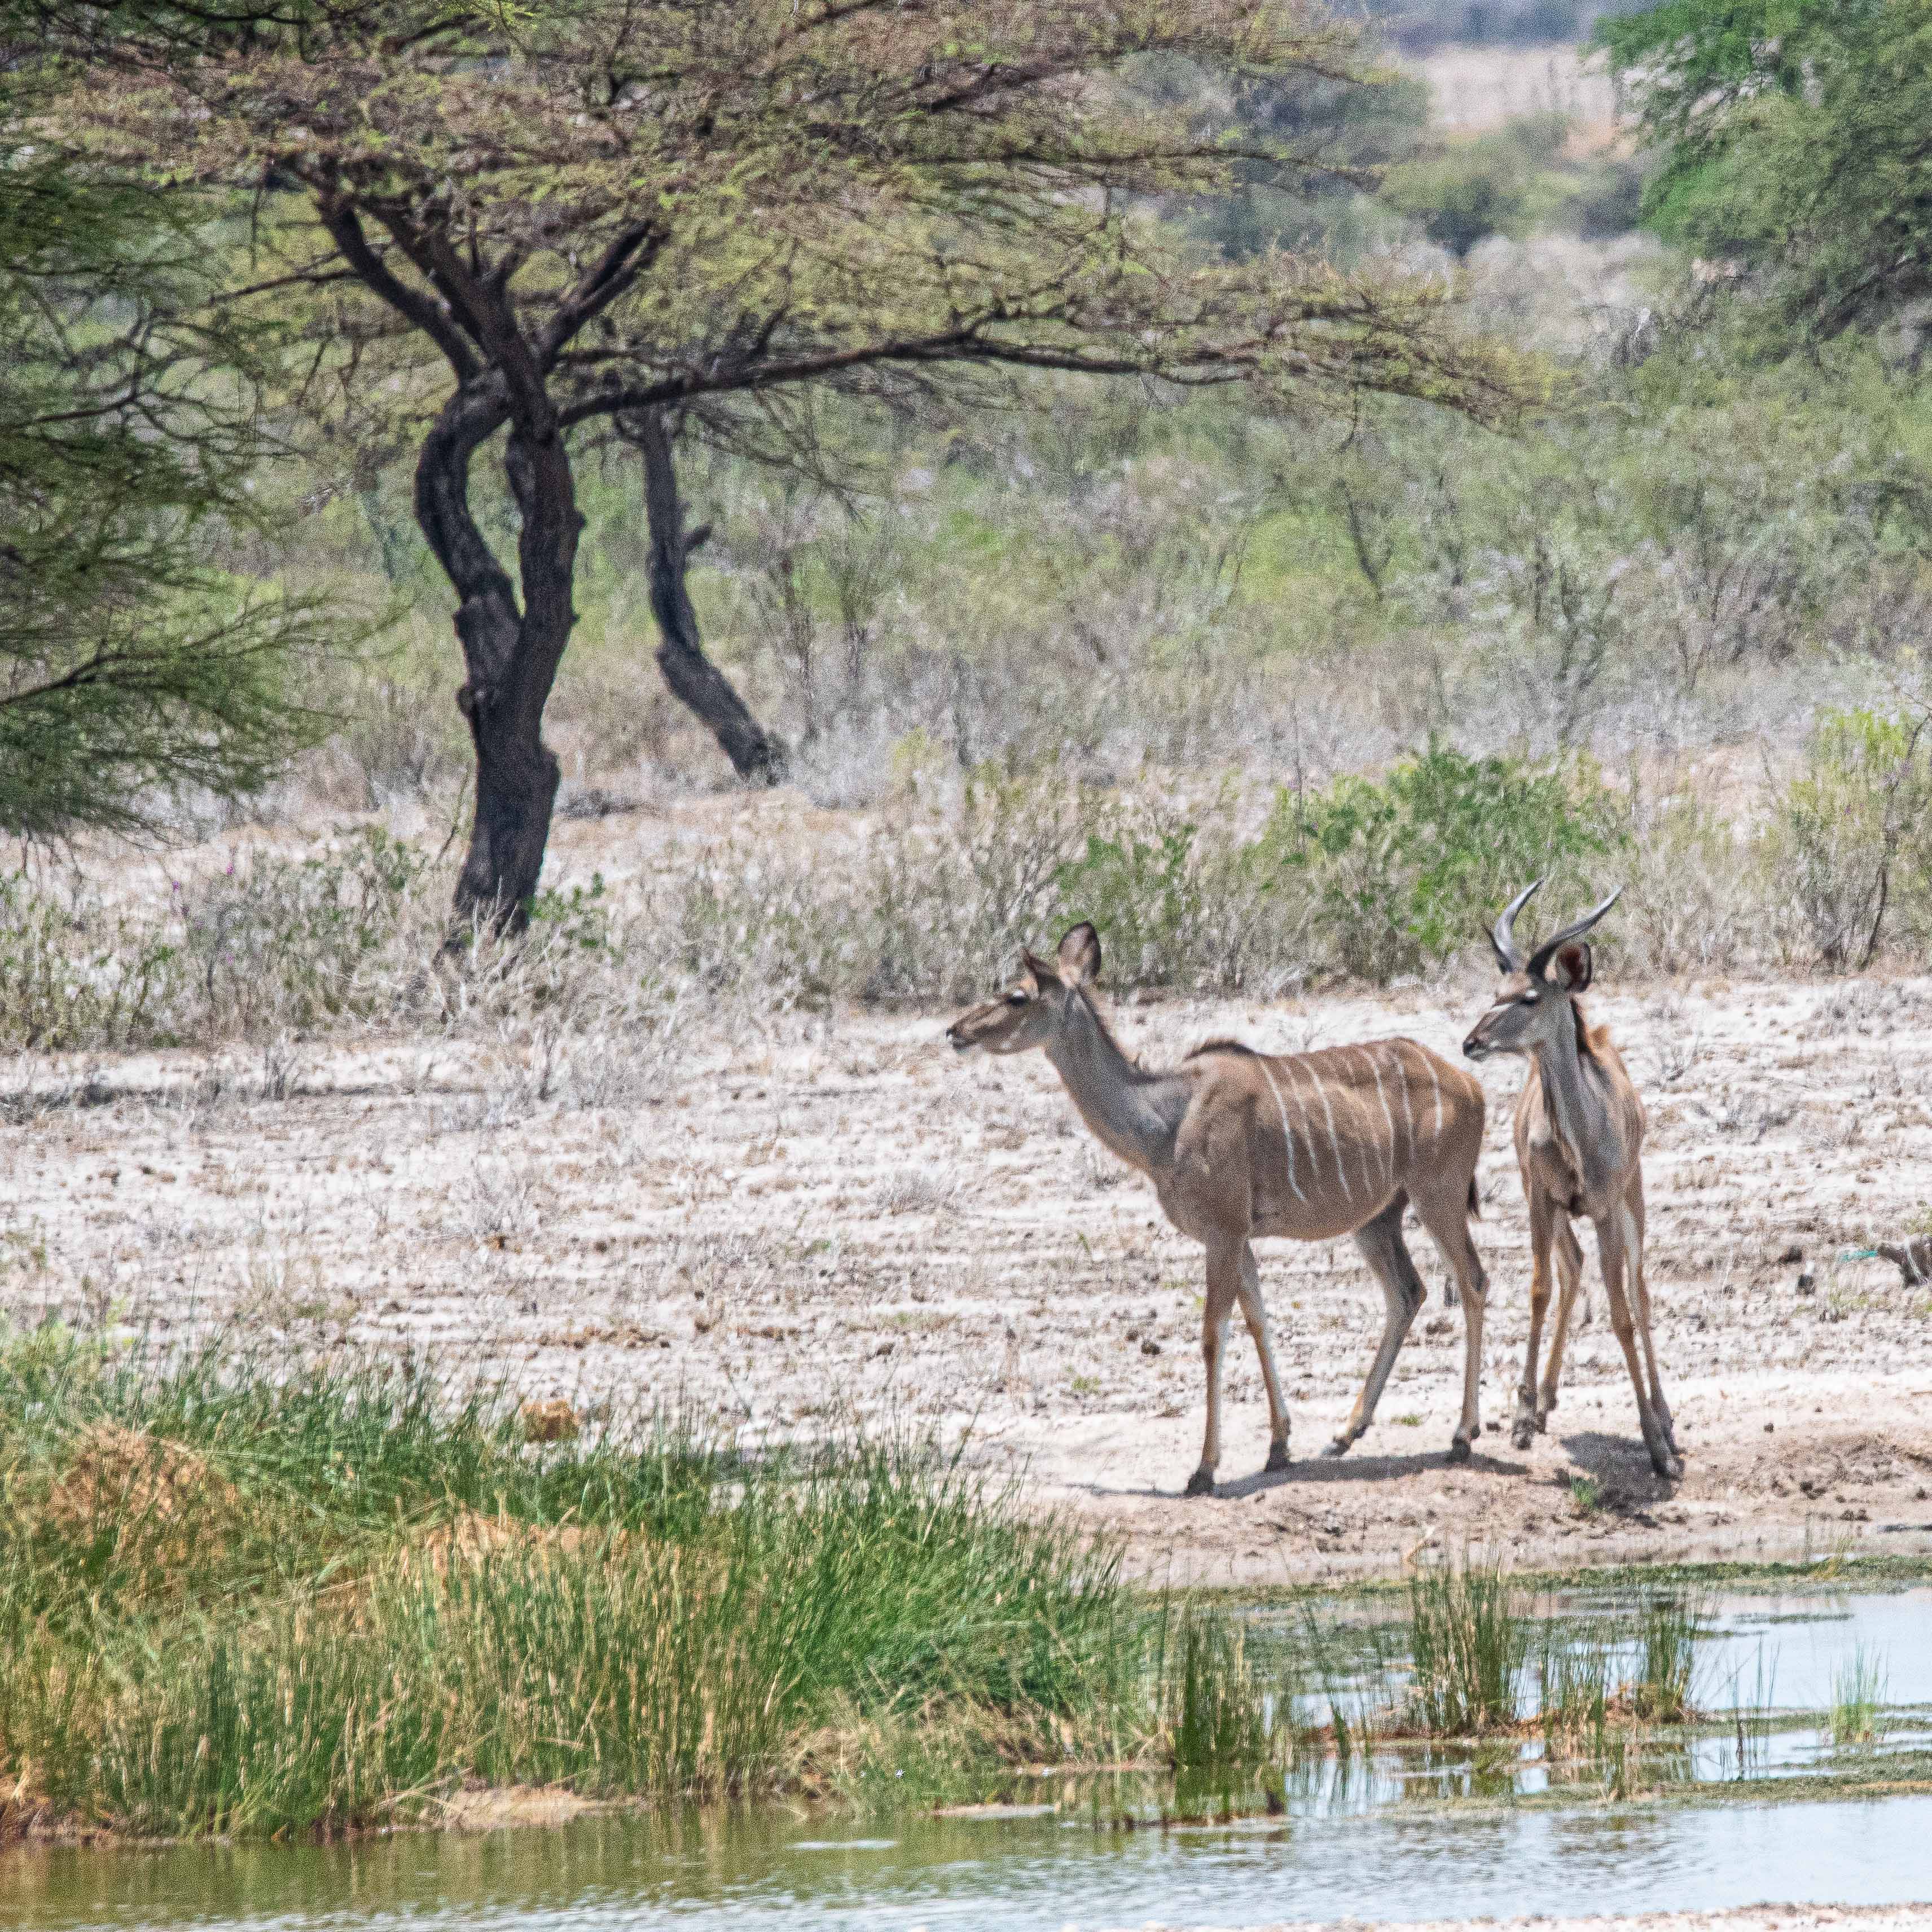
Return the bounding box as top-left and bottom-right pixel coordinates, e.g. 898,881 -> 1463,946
7,972 -> 1932,1583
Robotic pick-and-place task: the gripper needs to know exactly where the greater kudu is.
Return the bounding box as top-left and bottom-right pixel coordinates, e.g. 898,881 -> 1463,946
948,924 -> 1489,1497
1463,882 -> 1680,1478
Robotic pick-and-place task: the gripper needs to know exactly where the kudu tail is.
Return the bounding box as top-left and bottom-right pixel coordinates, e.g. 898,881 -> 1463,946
1467,1177 -> 1481,1220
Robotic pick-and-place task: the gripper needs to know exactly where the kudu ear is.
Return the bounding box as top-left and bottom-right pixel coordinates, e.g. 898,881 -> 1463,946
1056,922 -> 1102,988
1020,947 -> 1058,988
1552,942 -> 1593,991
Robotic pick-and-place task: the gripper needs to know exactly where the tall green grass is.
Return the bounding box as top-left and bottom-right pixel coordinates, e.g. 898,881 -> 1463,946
1392,1566 -> 1706,1744
1404,1562 -> 1530,1736
1830,1644 -> 1887,1745
0,1328 -> 1139,1839
1629,1593 -> 1704,1724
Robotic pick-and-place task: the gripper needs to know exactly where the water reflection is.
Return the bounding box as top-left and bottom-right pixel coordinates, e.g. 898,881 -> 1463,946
7,1795 -> 1932,1931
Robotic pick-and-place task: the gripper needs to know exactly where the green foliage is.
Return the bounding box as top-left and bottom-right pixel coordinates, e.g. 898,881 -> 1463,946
1602,0 -> 1932,339
42,0 -> 1529,914
527,874 -> 614,955
190,830 -> 431,1032
1384,116 -> 1571,258
1536,1619 -> 1612,1745
0,829 -> 431,1051
1830,1644 -> 1887,1746
1254,743 -> 1625,982
0,58 -> 333,835
0,1329 -> 1137,1836
1629,1592 -> 1703,1724
1156,55 -> 1429,262
1404,1561 -> 1529,1736
1054,819 -> 1206,990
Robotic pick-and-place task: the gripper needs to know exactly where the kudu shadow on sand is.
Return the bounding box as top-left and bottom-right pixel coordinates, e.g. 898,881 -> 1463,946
1558,1428 -> 1680,1503
1074,1446 -> 1526,1503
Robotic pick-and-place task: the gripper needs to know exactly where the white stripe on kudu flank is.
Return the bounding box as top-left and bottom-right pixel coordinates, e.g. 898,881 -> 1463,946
1347,1052 -> 1376,1196
1392,1047 -> 1415,1166
1306,1058 -> 1353,1200
1428,1054 -> 1444,1137
1256,1056 -> 1307,1205
1365,1050 -> 1397,1184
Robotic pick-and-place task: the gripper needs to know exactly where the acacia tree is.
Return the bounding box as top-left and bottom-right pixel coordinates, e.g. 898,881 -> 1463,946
0,33 -> 326,836
55,0 -> 1521,923
1602,0 -> 1932,341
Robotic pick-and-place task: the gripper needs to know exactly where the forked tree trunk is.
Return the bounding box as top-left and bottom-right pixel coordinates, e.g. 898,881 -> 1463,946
416,387 -> 577,932
631,409 -> 785,784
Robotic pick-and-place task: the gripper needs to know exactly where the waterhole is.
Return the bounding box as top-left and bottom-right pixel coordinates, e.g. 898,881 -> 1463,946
6,1584 -> 1928,1931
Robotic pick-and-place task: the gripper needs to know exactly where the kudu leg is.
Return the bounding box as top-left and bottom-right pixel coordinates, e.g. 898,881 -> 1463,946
1416,1185 -> 1488,1463
1595,1209 -> 1681,1481
1622,1187 -> 1676,1453
1326,1196 -> 1425,1458
1537,1219 -> 1587,1430
1516,1188 -> 1558,1451
1236,1241 -> 1292,1473
1187,1241 -> 1242,1497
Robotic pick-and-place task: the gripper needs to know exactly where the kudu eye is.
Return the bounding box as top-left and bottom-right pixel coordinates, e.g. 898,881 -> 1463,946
1006,990 -> 1029,1007
1520,990 -> 1539,1005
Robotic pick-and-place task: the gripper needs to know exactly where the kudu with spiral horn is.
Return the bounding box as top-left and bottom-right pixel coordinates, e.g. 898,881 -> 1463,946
1464,880 -> 1681,1478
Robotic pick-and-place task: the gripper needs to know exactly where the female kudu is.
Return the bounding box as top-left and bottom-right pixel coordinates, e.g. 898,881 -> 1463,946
947,923 -> 1489,1497
1463,881 -> 1681,1479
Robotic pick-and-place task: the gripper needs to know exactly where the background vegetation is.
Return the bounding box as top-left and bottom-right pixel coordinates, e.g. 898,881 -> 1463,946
1,0 -> 1926,1005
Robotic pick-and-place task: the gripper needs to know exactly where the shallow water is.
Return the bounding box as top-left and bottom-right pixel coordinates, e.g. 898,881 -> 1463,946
7,1797 -> 1932,1931
6,1584 -> 1929,1931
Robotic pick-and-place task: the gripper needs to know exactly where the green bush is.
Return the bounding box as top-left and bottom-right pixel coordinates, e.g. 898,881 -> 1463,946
185,828 -> 429,1033
1382,116 -> 1572,258
1053,817 -> 1204,989
1252,742 -> 1626,982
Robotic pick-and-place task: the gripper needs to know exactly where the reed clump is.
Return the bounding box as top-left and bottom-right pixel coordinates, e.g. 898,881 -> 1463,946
0,1327 -> 1140,1841
1403,1562 -> 1530,1736
1830,1644 -> 1887,1745
1388,1564 -> 1706,1745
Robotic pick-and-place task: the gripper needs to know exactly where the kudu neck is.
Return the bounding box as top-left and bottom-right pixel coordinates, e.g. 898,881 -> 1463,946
1043,991 -> 1180,1174
1532,997 -> 1609,1166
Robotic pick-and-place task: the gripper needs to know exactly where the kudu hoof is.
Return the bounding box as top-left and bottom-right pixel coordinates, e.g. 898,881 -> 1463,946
1651,1450 -> 1684,1482
1511,1421 -> 1536,1452
1264,1442 -> 1291,1474
1321,1436 -> 1351,1460
1446,1437 -> 1473,1466
1184,1468 -> 1217,1498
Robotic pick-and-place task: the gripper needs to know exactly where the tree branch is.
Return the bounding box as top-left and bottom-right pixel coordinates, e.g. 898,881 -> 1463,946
314,192 -> 481,383
536,219 -> 665,369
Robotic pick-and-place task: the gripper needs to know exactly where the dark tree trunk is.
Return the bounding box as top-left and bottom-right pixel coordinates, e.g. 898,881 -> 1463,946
631,409 -> 785,784
414,381 -> 579,931
308,191 -> 670,933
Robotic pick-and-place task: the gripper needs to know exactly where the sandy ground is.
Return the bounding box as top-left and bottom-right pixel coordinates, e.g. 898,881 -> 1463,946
8,956 -> 1932,1587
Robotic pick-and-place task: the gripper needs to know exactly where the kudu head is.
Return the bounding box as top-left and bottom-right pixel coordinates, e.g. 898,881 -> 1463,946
947,923 -> 1102,1056
1463,880 -> 1622,1063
